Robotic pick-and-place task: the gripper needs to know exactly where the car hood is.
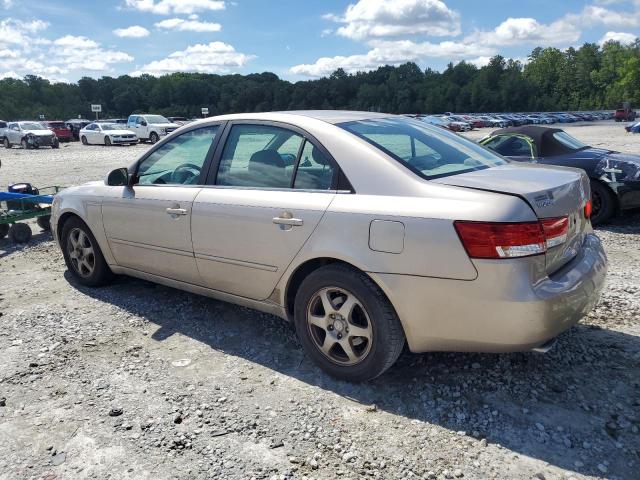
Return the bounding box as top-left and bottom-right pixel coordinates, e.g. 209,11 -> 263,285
104,129 -> 136,135
24,129 -> 54,136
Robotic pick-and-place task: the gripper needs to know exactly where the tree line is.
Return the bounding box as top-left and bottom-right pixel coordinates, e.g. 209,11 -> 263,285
0,40 -> 638,121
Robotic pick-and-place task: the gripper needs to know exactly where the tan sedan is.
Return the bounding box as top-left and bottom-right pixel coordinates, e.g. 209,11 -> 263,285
51,111 -> 607,381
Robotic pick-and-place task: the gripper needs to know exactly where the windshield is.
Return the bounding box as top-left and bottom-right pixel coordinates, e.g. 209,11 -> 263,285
144,115 -> 170,124
20,122 -> 46,130
48,122 -> 65,128
340,117 -> 507,180
100,123 -> 123,131
552,131 -> 588,150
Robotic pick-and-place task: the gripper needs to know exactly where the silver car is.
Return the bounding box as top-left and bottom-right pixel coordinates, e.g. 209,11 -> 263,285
51,111 -> 607,381
4,121 -> 59,149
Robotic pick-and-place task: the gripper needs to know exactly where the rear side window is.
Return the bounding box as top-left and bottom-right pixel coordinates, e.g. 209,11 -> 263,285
216,124 -> 304,189
483,136 -> 534,157
340,117 -> 506,180
293,141 -> 335,190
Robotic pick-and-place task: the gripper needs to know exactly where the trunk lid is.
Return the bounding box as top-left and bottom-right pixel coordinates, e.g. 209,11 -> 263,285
433,163 -> 590,274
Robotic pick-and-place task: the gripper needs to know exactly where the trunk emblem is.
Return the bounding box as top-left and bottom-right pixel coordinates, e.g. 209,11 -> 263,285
534,191 -> 555,208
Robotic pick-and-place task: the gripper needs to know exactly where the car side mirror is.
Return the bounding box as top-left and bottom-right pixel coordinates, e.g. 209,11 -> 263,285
106,168 -> 129,186
140,121 -> 147,126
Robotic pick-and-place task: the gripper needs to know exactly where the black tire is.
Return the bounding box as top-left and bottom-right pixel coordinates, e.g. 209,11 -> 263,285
590,180 -> 616,226
3,138 -> 10,149
149,132 -> 159,144
52,139 -> 59,149
37,215 -> 51,231
0,223 -> 9,239
293,264 -> 405,382
9,223 -> 32,243
104,136 -> 111,146
81,136 -> 88,145
61,217 -> 113,287
21,139 -> 29,149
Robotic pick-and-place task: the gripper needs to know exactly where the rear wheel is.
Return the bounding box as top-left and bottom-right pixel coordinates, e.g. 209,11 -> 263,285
0,224 -> 9,239
294,264 -> 405,382
9,223 -> 32,243
37,215 -> 51,231
590,180 -> 616,226
61,217 -> 113,287
81,136 -> 88,145
149,132 -> 159,144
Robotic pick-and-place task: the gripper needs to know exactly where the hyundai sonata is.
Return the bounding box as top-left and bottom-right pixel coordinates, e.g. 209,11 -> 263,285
51,111 -> 607,381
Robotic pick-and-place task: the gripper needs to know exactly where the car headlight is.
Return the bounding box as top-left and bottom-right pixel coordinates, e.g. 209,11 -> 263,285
159,128 -> 166,135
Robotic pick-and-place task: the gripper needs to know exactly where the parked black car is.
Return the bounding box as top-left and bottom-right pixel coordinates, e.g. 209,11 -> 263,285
480,126 -> 640,225
65,119 -> 91,141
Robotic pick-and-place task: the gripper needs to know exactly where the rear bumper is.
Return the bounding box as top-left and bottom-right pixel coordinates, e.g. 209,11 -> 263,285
371,234 -> 607,353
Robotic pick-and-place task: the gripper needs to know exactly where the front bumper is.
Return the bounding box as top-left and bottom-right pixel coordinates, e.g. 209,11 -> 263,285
27,135 -> 55,147
111,137 -> 138,144
371,234 -> 607,353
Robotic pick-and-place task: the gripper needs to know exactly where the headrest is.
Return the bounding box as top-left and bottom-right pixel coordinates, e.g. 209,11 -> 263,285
249,150 -> 285,170
311,145 -> 330,166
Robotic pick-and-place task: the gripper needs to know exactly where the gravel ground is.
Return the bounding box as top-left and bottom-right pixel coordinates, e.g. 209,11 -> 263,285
0,122 -> 639,480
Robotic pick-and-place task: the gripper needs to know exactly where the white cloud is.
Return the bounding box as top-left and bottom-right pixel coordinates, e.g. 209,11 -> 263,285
0,18 -> 48,44
2,0 -> 14,8
155,18 -> 221,32
326,0 -> 460,40
599,31 -> 638,44
0,71 -> 20,79
51,35 -> 133,71
124,0 -> 225,15
571,4 -> 640,28
113,25 -> 150,38
291,39 -> 495,77
132,41 -> 254,75
468,17 -> 581,47
467,56 -> 492,68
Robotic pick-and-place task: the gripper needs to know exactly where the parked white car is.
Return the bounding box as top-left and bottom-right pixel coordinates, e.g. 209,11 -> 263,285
126,114 -> 179,144
80,123 -> 138,146
3,121 -> 59,149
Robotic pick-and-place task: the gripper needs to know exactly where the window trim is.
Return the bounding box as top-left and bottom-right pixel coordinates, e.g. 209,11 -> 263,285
130,121 -> 226,187
204,119 -> 346,192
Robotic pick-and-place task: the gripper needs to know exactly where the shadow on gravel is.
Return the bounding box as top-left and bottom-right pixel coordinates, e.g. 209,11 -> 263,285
69,272 -> 639,478
595,208 -> 640,235
0,230 -> 52,258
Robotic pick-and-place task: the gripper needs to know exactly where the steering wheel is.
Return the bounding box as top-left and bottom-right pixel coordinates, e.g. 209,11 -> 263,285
170,163 -> 201,184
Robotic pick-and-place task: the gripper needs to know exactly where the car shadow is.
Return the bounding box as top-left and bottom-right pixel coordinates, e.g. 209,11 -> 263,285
68,271 -> 639,478
596,208 -> 640,235
0,229 -> 52,258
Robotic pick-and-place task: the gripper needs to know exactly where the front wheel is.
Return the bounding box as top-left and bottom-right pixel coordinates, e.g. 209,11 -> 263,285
21,139 -> 29,149
52,139 -> 59,149
294,264 -> 405,382
61,217 -> 113,287
104,136 -> 111,146
149,132 -> 159,144
81,136 -> 88,145
590,180 -> 616,226
3,138 -> 10,149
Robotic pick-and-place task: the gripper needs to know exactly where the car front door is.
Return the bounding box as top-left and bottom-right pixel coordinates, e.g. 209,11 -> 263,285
191,122 -> 339,300
102,124 -> 222,284
7,123 -> 19,143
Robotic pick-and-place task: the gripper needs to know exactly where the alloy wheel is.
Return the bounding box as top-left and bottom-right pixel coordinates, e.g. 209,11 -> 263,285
67,228 -> 96,278
306,287 -> 373,366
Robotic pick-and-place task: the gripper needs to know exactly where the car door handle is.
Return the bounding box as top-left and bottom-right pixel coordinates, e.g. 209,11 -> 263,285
166,207 -> 187,216
273,215 -> 303,227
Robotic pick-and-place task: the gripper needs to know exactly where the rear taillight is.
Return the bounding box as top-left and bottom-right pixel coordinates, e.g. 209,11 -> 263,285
584,199 -> 592,219
541,217 -> 569,248
455,217 -> 568,259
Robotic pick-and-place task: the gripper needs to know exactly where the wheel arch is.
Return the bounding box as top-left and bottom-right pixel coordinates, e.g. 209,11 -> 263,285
283,257 -> 403,333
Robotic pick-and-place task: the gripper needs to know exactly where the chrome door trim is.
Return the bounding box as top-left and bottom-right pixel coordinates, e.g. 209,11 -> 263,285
193,252 -> 278,272
109,238 -> 194,258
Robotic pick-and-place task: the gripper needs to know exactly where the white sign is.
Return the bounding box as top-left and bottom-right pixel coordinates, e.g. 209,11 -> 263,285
91,104 -> 102,112
201,107 -> 209,116
38,114 -> 45,120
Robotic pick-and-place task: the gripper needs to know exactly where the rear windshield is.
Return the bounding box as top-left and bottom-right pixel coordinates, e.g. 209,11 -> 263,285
552,131 -> 588,150
339,117 -> 507,180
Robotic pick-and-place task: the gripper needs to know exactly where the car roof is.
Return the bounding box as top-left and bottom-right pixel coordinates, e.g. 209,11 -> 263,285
208,110 -> 395,125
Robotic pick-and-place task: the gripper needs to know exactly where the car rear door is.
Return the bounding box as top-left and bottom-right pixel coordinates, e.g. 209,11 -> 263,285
101,124 -> 222,284
191,121 -> 339,300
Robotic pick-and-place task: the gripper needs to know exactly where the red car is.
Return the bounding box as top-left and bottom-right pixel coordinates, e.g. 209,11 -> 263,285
43,121 -> 72,142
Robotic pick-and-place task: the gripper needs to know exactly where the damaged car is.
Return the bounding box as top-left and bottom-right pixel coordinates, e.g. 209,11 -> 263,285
480,126 -> 640,225
3,121 -> 59,149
